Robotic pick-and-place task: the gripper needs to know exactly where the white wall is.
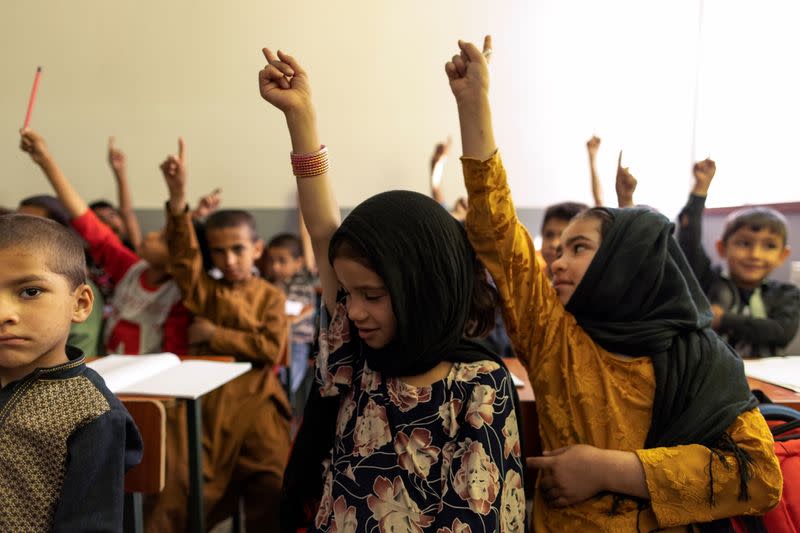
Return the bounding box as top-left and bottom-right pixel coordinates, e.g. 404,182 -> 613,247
1,1 -> 798,215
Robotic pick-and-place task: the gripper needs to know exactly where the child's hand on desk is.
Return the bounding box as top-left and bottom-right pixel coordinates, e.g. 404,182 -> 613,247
445,35 -> 492,107
692,158 -> 716,197
615,151 -> 638,208
19,128 -> 52,166
160,137 -> 188,213
188,317 -> 217,344
107,136 -> 127,176
258,48 -> 312,116
528,444 -> 608,507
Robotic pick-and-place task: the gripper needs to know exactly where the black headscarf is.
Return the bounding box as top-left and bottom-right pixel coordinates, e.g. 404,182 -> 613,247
281,191 -> 523,530
565,208 -> 757,507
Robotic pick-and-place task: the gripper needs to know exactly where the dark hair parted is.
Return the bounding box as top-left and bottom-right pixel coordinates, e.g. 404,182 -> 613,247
722,206 -> 788,246
267,233 -> 303,258
205,209 -> 258,239
0,214 -> 87,289
573,207 -> 615,240
541,201 -> 589,232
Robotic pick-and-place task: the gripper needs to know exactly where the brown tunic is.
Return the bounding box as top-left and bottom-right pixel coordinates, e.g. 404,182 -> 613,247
146,208 -> 291,532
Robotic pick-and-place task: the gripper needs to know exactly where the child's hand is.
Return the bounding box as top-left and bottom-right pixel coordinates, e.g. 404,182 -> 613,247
107,136 -> 127,175
615,151 -> 637,208
160,138 -> 188,206
528,445 -> 608,507
692,158 -> 716,197
192,188 -> 222,220
586,136 -> 601,158
446,35 -> 492,107
19,128 -> 51,166
258,48 -> 312,116
188,317 -> 217,345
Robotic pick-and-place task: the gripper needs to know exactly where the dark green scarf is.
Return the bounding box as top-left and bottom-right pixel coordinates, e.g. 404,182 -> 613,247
565,208 -> 757,504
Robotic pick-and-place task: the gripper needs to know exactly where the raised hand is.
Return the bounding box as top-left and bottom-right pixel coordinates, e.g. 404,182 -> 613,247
160,138 -> 188,212
108,136 -> 127,175
446,35 -> 492,106
615,151 -> 638,208
586,136 -> 601,158
19,128 -> 51,166
192,188 -> 222,220
692,158 -> 716,197
258,48 -> 312,115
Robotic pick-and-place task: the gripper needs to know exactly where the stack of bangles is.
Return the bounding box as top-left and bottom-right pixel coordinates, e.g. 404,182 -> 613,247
291,145 -> 329,178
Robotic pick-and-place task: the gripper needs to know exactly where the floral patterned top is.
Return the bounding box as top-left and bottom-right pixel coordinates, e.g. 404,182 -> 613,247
462,151 -> 783,532
311,301 -> 526,533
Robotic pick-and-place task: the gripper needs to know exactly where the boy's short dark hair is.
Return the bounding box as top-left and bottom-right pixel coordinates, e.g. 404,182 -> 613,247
19,195 -> 71,227
721,207 -> 788,246
89,199 -> 116,211
267,233 -> 303,258
541,201 -> 589,232
0,214 -> 87,289
205,210 -> 257,240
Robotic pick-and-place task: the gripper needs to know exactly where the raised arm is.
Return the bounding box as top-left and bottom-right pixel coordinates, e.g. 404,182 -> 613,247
430,137 -> 451,205
586,136 -> 603,206
676,158 -> 716,291
19,129 -> 89,218
108,137 -> 143,251
615,151 -> 638,208
448,37 -> 567,367
258,47 -> 340,314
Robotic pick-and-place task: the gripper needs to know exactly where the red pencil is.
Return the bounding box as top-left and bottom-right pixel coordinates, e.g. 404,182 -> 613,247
23,66 -> 42,129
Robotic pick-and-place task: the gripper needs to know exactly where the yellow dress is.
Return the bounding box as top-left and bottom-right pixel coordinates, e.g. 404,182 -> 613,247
462,151 -> 782,531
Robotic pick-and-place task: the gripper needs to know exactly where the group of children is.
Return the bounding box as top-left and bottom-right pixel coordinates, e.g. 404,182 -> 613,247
0,34 -> 797,532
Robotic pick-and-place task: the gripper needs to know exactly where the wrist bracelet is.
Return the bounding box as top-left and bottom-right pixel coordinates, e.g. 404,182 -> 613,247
291,145 -> 329,178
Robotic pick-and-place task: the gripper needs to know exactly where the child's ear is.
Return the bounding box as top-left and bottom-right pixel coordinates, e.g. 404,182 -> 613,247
715,239 -> 728,259
779,245 -> 791,265
71,283 -> 94,324
252,239 -> 265,260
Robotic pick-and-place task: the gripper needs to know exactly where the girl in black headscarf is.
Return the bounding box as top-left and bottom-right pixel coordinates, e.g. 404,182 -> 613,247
259,48 -> 528,532
449,36 -> 782,532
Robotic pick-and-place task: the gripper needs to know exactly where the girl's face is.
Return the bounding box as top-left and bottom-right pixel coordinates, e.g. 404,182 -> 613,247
333,257 -> 397,349
549,217 -> 602,305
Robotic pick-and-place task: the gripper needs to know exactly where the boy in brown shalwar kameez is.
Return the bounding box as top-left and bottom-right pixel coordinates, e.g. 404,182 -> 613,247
147,138 -> 291,532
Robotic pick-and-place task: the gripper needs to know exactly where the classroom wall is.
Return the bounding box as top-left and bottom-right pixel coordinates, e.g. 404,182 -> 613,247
2,1 -> 798,219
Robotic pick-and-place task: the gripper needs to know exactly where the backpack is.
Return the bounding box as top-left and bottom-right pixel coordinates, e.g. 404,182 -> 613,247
732,403 -> 800,533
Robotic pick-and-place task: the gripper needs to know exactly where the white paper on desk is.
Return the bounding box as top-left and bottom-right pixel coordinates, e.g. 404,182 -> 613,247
743,356 -> 800,392
509,371 -> 525,388
88,354 -> 252,399
285,300 -> 304,316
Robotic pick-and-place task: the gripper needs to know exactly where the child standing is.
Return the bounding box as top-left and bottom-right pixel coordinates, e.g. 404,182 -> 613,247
449,36 -> 782,531
261,233 -> 316,408
158,139 -> 291,532
678,159 -> 799,356
0,214 -> 142,532
259,47 -> 526,532
19,129 -> 189,356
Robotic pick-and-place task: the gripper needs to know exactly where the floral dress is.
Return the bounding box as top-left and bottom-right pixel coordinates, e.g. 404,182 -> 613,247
312,301 -> 526,533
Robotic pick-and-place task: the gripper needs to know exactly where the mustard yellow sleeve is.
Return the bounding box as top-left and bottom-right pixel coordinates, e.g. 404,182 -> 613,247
636,408 -> 782,527
164,205 -> 215,314
461,152 -> 571,372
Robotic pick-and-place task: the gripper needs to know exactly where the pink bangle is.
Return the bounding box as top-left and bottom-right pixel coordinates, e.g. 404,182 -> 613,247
291,145 -> 329,178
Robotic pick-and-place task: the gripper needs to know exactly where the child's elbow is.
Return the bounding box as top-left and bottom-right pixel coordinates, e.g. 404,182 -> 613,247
746,454 -> 783,514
